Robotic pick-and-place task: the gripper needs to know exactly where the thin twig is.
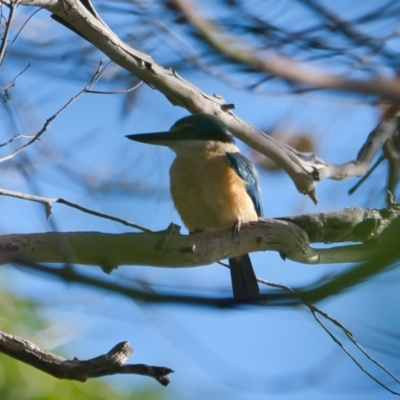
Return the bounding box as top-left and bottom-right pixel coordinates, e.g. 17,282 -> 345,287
0,0 -> 16,69
312,312 -> 400,396
82,59 -> 143,95
311,305 -> 400,386
0,134 -> 34,148
0,188 -> 153,232
87,79 -> 143,94
0,60 -> 105,164
348,155 -> 385,195
258,278 -> 400,395
9,7 -> 42,47
1,61 -> 31,102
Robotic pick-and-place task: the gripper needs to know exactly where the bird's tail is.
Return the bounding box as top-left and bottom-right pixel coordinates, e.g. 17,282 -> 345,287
229,254 -> 260,300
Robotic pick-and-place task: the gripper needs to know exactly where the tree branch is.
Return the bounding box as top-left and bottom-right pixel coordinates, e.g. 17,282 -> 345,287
173,0 -> 400,99
4,0 -> 400,203
8,244 -> 399,308
0,331 -> 173,386
0,0 -> 17,69
0,61 -> 31,101
1,205 -> 399,270
0,188 -> 153,232
0,59 -> 105,163
260,279 -> 400,396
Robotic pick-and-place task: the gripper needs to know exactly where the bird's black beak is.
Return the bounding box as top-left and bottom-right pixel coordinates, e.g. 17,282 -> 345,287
126,131 -> 181,146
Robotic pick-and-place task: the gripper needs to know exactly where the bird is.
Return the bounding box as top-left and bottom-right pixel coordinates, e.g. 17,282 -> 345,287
126,114 -> 263,300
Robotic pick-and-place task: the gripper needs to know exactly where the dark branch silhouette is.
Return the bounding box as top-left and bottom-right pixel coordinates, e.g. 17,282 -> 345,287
0,331 -> 173,386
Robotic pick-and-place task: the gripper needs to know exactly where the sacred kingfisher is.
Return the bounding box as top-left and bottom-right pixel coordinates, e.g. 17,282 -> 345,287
126,114 -> 263,299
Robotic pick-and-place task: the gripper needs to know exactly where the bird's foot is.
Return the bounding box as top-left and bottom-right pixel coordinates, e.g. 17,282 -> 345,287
232,220 -> 241,238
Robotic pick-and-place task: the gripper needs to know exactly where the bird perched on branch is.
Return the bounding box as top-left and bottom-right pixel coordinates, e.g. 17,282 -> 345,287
126,114 -> 263,300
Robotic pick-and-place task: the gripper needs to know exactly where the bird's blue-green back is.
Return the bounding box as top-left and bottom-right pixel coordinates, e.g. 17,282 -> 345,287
226,152 -> 263,217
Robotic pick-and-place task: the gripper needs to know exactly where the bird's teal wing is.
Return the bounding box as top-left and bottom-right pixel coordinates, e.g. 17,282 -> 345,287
226,152 -> 263,217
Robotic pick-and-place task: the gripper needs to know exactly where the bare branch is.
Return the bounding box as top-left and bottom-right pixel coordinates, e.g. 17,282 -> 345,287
173,0 -> 400,99
348,156 -> 385,195
87,79 -> 143,95
6,254 -> 400,396
0,188 -> 153,232
0,205 -> 399,270
5,244 -> 398,308
5,0 -> 399,202
0,59 -> 105,164
2,1 -> 400,395
0,0 -> 17,69
259,279 -> 400,396
382,130 -> 400,205
0,331 -> 173,386
1,220 -> 397,307
8,6 -> 42,47
0,0 -> 324,200
0,220 -> 316,269
0,61 -> 31,101
317,118 -> 398,181
6,255 -> 399,394
312,312 -> 400,396
0,133 -> 34,147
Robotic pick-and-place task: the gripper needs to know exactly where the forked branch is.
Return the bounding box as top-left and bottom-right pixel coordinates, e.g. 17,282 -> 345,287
0,331 -> 173,386
3,0 -> 400,202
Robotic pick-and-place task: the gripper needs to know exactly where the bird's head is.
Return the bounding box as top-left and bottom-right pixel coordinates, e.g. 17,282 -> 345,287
126,114 -> 237,154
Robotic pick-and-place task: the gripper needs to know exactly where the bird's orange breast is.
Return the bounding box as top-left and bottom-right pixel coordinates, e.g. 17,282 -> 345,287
170,153 -> 258,232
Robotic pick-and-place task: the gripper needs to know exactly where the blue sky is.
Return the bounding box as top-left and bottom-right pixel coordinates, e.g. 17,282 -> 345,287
1,1 -> 400,399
